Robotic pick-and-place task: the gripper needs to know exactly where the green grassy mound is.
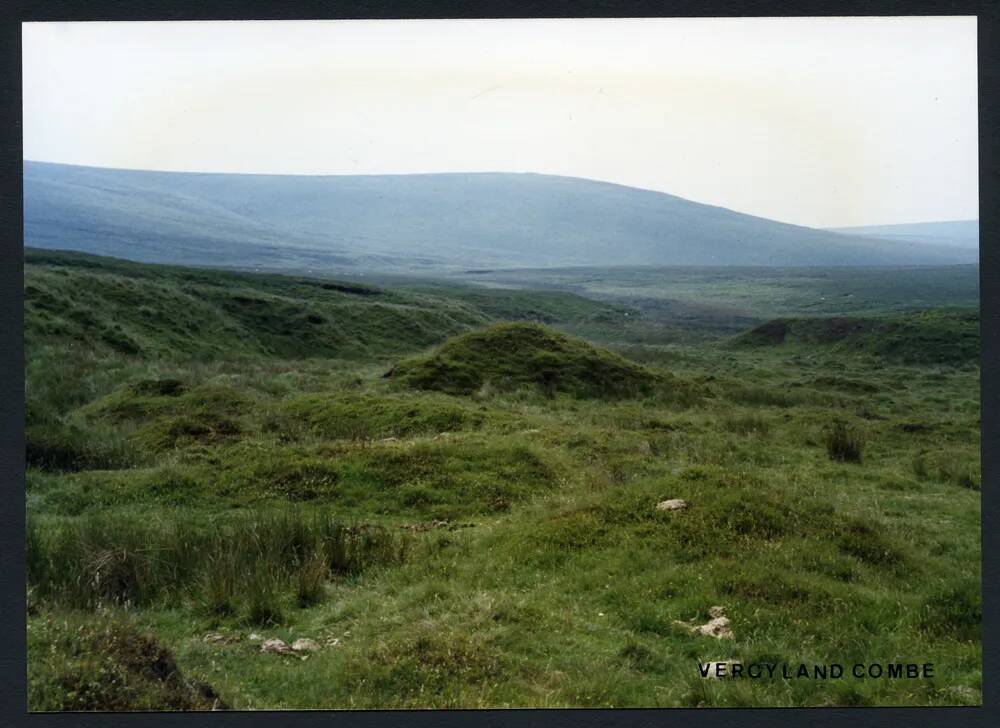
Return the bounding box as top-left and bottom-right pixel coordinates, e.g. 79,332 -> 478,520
732,308 -> 979,365
389,323 -> 664,398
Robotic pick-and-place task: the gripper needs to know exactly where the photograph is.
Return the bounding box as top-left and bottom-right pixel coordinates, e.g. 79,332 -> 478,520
21,16 -> 981,710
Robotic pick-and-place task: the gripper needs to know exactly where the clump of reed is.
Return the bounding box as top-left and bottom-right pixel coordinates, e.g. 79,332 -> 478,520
27,508 -> 408,622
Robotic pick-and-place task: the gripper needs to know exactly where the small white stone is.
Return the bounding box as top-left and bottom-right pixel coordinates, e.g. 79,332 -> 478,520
260,638 -> 293,655
291,638 -> 320,652
656,498 -> 688,511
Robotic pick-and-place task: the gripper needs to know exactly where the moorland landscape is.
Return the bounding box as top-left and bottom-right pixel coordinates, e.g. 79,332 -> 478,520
23,163 -> 981,709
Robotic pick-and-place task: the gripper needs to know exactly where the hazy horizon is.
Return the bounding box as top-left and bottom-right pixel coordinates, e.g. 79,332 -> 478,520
23,18 -> 978,229
20,158 -> 979,231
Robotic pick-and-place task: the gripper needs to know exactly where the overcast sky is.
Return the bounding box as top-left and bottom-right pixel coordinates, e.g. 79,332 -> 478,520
23,17 -> 977,228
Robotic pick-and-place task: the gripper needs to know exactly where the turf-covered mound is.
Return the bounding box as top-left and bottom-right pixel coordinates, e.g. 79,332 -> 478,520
732,308 -> 979,365
388,323 -> 662,398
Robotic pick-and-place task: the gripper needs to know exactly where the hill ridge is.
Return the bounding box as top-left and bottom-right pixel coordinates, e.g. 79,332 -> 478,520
24,160 -> 977,271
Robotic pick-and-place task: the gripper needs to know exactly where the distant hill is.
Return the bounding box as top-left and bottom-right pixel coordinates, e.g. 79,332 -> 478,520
828,220 -> 979,251
24,161 -> 977,271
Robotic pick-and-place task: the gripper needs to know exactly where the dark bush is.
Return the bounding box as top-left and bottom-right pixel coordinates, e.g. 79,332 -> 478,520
824,421 -> 864,463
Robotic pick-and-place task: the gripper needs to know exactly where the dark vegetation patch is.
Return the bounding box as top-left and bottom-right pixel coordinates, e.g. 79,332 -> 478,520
389,323 -> 665,399
824,421 -> 865,463
28,612 -> 225,711
27,509 -> 407,612
26,418 -> 138,472
733,309 -> 979,365
131,378 -> 187,397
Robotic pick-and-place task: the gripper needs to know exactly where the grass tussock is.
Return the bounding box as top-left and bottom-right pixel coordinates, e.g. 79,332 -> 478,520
824,421 -> 865,463
27,509 -> 408,616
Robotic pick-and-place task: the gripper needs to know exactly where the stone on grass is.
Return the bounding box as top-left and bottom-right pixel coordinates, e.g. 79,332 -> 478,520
202,633 -> 237,645
291,638 -> 320,652
673,606 -> 734,640
260,638 -> 294,655
656,498 -> 688,512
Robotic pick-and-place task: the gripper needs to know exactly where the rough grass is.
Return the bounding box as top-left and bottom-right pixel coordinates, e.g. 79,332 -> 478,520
733,308 -> 980,366
27,509 -> 408,613
24,252 -> 982,709
28,610 -> 225,711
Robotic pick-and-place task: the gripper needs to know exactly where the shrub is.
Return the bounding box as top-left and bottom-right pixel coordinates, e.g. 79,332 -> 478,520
824,421 -> 864,463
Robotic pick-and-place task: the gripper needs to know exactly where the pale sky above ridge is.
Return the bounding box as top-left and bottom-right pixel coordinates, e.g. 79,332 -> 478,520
22,17 -> 978,228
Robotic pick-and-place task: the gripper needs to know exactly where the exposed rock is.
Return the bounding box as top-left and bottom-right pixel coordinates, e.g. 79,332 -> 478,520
674,606 -> 734,640
656,498 -> 688,512
260,638 -> 294,655
291,638 -> 320,652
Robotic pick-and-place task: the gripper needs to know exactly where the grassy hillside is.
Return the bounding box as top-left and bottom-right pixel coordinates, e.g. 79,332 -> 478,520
26,252 -> 981,709
25,248 -> 487,360
24,161 -> 976,270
